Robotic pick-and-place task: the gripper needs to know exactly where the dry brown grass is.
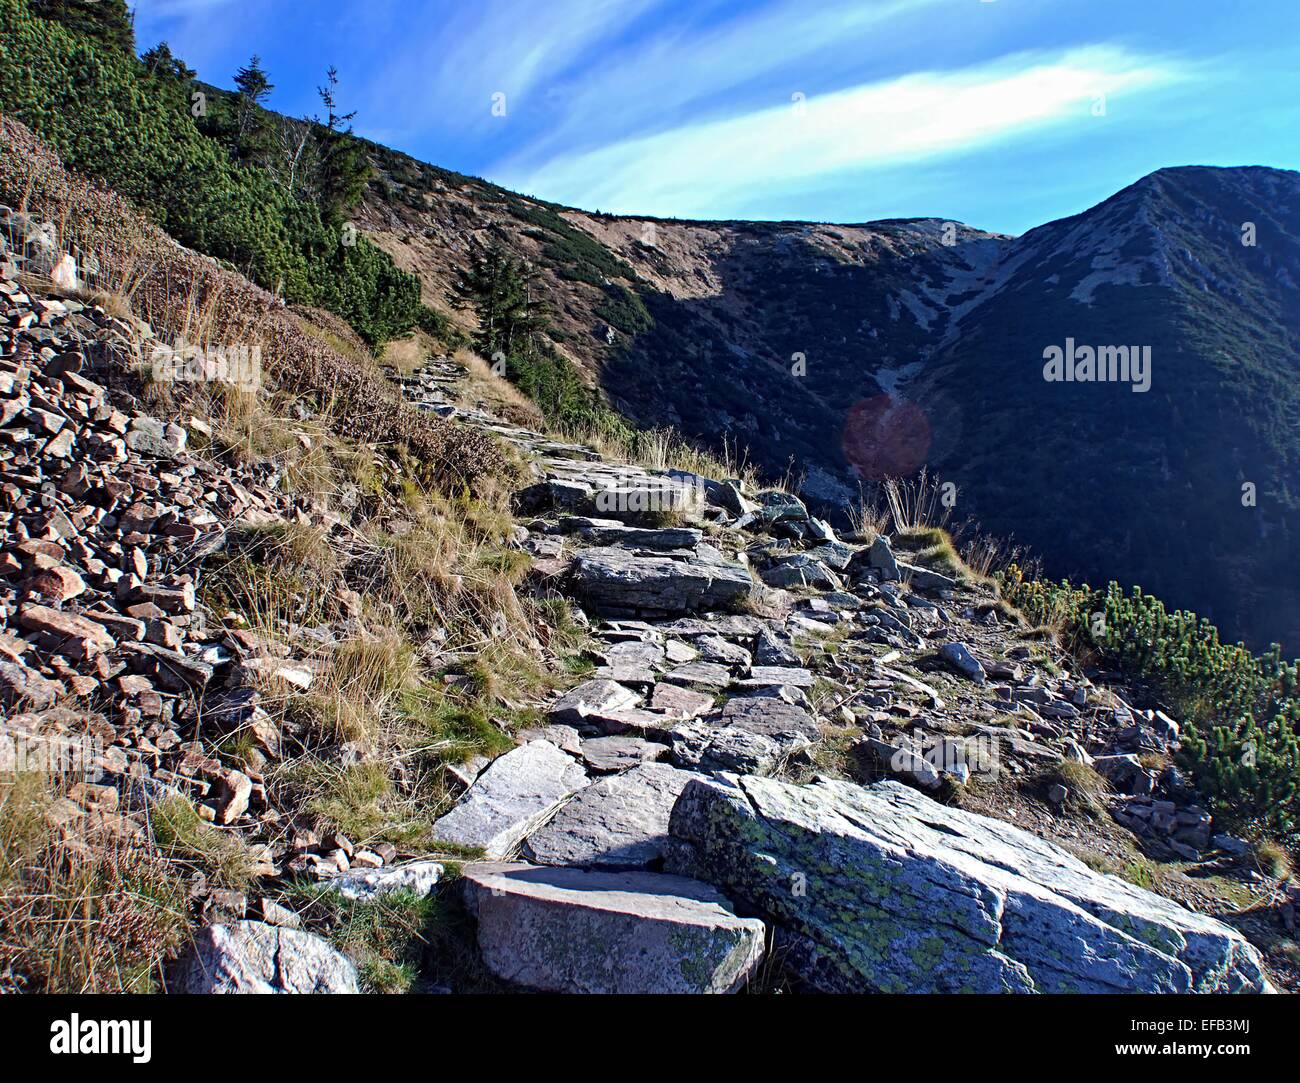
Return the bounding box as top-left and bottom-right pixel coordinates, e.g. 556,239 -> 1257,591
381,330 -> 435,377
1252,839 -> 1295,881
148,794 -> 257,891
576,422 -> 763,489
1040,760 -> 1111,820
0,774 -> 190,993
961,533 -> 1019,581
452,347 -> 546,428
200,519 -> 342,635
847,488 -> 890,540
882,468 -> 954,534
297,634 -> 417,746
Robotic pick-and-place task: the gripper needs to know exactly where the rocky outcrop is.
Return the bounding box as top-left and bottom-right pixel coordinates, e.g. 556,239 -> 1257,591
667,775 -> 1273,994
460,862 -> 765,993
170,921 -> 359,993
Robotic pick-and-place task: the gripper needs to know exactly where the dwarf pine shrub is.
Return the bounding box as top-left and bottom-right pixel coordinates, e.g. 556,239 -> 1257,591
999,565 -> 1300,837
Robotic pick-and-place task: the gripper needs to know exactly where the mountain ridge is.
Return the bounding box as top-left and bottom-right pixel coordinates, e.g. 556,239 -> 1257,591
353,143 -> 1299,650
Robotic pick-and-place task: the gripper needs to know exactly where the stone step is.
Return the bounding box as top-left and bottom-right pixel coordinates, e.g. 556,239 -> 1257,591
460,861 -> 765,993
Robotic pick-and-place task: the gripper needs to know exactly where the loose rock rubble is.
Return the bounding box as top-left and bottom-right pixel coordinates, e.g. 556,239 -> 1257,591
0,274 -> 288,818
0,263 -> 424,926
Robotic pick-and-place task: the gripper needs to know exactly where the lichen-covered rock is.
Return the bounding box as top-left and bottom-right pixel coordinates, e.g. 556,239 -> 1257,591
170,921 -> 358,993
667,775 -> 1274,994
461,862 -> 765,993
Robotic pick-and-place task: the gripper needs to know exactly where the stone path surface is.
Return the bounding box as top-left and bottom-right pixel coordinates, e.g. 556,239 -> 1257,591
397,357 -> 1277,995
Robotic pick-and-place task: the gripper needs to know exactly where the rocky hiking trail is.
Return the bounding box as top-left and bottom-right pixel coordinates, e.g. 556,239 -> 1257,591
385,357 -> 1285,994
0,266 -> 1290,993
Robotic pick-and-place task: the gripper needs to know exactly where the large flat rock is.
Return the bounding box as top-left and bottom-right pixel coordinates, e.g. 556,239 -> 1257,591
578,735 -> 666,773
667,776 -> 1273,994
649,681 -> 716,720
432,741 -> 589,858
574,523 -> 704,550
461,862 -> 765,993
572,545 -> 753,616
523,762 -> 699,868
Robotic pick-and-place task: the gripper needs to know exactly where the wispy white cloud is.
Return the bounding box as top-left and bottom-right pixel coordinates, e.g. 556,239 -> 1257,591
498,46 -> 1187,215
352,0 -> 949,150
515,0 -> 947,153
354,0 -> 662,143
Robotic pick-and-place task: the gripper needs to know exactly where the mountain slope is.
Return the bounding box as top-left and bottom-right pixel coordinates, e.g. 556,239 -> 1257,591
918,166 -> 1300,651
358,150 -> 1300,650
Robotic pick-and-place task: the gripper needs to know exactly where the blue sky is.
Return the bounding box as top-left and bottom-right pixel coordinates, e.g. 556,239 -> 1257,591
133,0 -> 1299,234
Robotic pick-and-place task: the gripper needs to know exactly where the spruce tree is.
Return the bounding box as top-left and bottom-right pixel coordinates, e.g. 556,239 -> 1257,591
451,246 -> 548,362
140,42 -> 195,82
312,67 -> 370,222
233,55 -> 275,163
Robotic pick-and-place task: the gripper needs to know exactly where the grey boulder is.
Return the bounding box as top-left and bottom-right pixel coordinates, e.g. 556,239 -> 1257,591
431,741 -> 589,858
939,641 -> 987,684
548,678 -> 640,724
572,545 -> 753,616
523,762 -> 699,868
855,535 -> 899,581
574,523 -> 703,550
754,490 -> 808,524
760,554 -> 841,590
667,775 -> 1273,994
579,734 -> 666,772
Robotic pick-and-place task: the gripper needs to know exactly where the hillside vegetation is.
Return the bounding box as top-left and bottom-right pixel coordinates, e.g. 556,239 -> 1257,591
0,0 -> 419,345
353,114 -> 1300,657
